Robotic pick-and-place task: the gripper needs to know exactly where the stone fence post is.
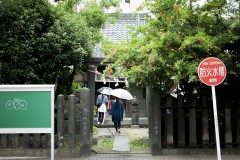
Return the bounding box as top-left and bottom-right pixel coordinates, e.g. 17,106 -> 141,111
79,88 -> 91,157
68,94 -> 76,149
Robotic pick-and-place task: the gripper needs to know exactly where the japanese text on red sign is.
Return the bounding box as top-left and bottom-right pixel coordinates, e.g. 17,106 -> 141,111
199,66 -> 225,78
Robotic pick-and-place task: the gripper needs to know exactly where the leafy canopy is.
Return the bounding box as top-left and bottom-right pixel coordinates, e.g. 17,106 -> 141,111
103,0 -> 239,95
0,0 -> 119,94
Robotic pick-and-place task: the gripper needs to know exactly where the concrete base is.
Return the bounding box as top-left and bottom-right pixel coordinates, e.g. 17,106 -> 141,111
0,148 -> 240,158
93,116 -> 148,128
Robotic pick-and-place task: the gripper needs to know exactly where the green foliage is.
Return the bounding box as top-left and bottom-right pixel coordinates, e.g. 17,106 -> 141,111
129,138 -> 150,151
80,0 -> 107,29
0,0 -> 119,95
91,137 -> 114,151
0,0 -> 55,84
71,81 -> 85,91
103,0 -> 239,95
93,126 -> 99,135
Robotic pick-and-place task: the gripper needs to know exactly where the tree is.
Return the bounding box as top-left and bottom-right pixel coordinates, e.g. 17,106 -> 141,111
0,0 -> 119,94
102,0 -> 239,96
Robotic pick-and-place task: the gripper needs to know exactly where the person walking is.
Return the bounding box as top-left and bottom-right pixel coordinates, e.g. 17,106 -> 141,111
96,93 -> 108,124
110,97 -> 124,134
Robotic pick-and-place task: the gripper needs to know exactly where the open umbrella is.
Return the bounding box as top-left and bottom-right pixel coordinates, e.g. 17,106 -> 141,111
110,88 -> 134,100
100,88 -> 112,95
97,87 -> 113,95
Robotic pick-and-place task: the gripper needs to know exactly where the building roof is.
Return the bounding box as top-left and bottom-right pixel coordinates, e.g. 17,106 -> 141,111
93,13 -> 148,58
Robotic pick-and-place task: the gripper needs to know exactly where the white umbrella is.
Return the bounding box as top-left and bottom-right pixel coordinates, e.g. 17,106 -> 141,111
97,87 -> 113,94
110,88 -> 134,100
100,88 -> 112,95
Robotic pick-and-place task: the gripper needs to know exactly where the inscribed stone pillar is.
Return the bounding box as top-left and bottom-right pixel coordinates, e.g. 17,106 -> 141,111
86,65 -> 96,134
178,95 -> 185,146
189,99 -> 197,146
149,88 -> 162,155
68,94 -> 76,149
146,86 -> 151,139
79,88 -> 91,157
166,95 -> 173,146
202,96 -> 209,148
74,89 -> 82,121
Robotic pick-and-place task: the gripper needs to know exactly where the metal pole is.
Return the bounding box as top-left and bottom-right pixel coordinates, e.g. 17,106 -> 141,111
211,86 -> 221,160
51,87 -> 55,160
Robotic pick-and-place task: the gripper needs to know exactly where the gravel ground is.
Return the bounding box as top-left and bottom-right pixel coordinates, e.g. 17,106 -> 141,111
122,128 -> 149,140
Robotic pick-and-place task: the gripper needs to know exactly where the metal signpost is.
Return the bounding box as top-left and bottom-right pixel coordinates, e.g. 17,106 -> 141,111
198,57 -> 227,160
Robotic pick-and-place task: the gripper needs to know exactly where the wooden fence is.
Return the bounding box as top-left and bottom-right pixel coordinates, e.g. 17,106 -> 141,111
159,95 -> 240,148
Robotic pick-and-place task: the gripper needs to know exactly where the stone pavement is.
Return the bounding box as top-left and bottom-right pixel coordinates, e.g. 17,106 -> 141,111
112,132 -> 130,152
96,127 -> 148,153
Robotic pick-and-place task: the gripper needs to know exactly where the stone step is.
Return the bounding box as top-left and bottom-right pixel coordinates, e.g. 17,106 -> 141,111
93,114 -> 148,128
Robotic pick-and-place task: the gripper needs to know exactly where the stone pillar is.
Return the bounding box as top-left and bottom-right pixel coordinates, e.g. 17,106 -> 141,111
149,88 -> 162,155
86,65 -> 96,134
34,134 -> 41,148
202,96 -> 209,148
23,134 -> 30,148
178,95 -> 185,146
68,94 -> 76,149
146,86 -> 151,139
131,97 -> 140,128
0,134 -> 7,148
166,95 -> 173,146
57,94 -> 64,148
12,134 -> 19,148
73,89 -> 82,133
189,99 -> 197,146
79,88 -> 91,157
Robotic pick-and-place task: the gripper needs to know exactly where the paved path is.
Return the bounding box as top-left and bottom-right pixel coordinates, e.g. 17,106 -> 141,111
98,128 -> 130,152
112,135 -> 130,152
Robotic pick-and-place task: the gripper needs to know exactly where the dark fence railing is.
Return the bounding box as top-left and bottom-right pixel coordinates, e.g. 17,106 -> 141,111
160,95 -> 240,149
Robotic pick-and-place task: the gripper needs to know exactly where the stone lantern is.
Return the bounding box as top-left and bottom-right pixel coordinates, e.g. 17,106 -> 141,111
130,96 -> 140,128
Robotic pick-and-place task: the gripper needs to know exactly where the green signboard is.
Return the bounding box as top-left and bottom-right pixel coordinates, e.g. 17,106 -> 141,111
0,85 -> 55,159
0,91 -> 51,128
0,85 -> 54,134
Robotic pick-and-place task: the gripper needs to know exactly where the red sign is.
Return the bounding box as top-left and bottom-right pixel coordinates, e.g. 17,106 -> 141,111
198,57 -> 226,86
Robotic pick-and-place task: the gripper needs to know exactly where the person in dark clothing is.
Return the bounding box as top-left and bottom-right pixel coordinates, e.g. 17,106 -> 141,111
110,97 -> 124,134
